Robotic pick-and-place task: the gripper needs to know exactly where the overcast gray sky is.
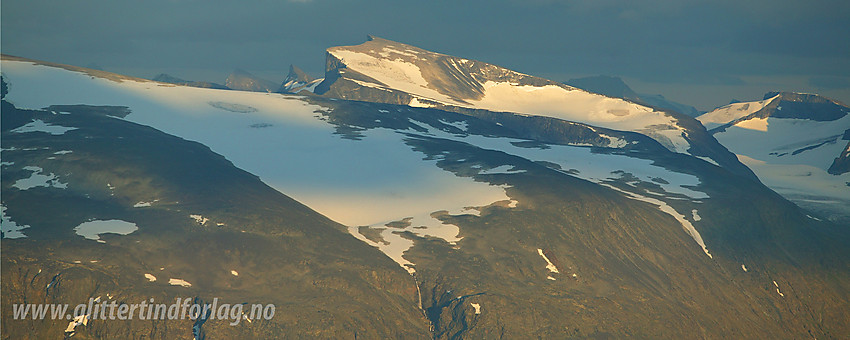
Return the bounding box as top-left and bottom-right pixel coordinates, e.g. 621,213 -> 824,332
3,0 -> 849,110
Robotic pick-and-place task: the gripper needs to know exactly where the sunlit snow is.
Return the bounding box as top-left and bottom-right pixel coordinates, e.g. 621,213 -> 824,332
330,44 -> 697,155
189,214 -> 209,225
2,59 -> 724,272
537,248 -> 559,273
1,60 -> 515,274
773,280 -> 785,297
691,209 -> 702,222
168,278 -> 192,287
65,314 -> 89,334
697,94 -> 779,130
330,49 -> 462,105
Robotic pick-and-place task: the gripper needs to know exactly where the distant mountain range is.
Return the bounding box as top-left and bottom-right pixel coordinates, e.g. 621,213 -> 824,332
152,73 -> 230,90
2,37 -> 848,339
225,69 -> 278,93
565,75 -> 702,117
150,69 -> 278,93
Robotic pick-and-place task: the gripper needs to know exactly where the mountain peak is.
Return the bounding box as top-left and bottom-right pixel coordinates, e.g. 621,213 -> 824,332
314,37 -> 746,170
286,64 -> 314,84
565,75 -> 701,116
152,73 -> 186,84
279,65 -> 322,94
765,91 -> 848,121
327,36 -> 439,60
565,75 -> 640,102
700,91 -> 848,131
225,69 -> 277,92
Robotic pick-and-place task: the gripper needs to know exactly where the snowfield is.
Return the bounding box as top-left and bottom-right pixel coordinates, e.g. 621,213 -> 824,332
1,205 -> 30,239
701,100 -> 850,220
2,59 -> 718,271
73,219 -> 139,243
12,166 -> 68,190
467,81 -> 691,153
1,60 -> 511,273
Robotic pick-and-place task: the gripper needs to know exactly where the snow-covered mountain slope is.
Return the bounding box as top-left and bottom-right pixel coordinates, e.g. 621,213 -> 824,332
698,94 -> 780,130
1,56 -> 722,269
314,37 -> 724,161
5,56 -> 850,338
0,89 -> 429,338
0,58 -> 514,271
699,92 -> 850,223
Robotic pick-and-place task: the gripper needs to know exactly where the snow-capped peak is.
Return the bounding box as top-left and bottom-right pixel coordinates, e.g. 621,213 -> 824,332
316,37 -> 710,157
279,64 -> 323,94
697,94 -> 780,130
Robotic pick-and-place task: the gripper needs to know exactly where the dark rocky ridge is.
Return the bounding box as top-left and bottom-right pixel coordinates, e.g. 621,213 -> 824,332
761,91 -> 849,121
828,136 -> 850,175
566,75 -> 702,117
225,69 -> 278,93
152,73 -> 230,90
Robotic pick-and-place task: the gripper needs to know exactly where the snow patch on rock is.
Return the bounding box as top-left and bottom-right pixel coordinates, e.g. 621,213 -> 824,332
537,248 -> 559,273
74,219 -> 138,243
12,119 -> 77,135
168,278 -> 192,287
